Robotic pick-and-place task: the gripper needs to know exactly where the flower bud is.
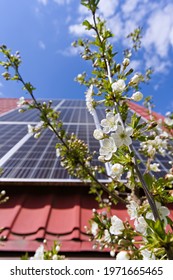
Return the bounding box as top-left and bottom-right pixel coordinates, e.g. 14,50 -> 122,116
1,190 -> 6,196
110,250 -> 115,257
52,255 -> 58,260
116,251 -> 130,260
122,58 -> 130,67
129,74 -> 141,85
55,245 -> 60,252
131,91 -> 143,101
112,79 -> 126,93
93,129 -> 104,140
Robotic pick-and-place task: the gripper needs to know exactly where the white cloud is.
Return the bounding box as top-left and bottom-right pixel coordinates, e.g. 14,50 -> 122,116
68,0 -> 173,73
0,81 -> 3,87
69,15 -> 94,36
144,53 -> 172,73
98,0 -> 119,18
37,0 -> 72,6
37,0 -> 48,5
121,0 -> 139,14
143,4 -> 173,58
38,40 -> 46,50
58,45 -> 82,56
69,23 -> 88,36
53,0 -> 72,4
129,60 -> 141,71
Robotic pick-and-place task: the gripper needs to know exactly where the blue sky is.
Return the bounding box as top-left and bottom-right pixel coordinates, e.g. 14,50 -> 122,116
0,0 -> 173,115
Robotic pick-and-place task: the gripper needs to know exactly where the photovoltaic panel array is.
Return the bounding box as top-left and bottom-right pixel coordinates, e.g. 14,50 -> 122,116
0,99 -> 172,182
0,99 -> 107,182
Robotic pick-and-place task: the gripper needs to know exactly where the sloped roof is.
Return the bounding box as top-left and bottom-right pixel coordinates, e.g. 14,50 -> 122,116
0,98 -> 20,115
0,186 -> 129,253
0,98 -> 172,255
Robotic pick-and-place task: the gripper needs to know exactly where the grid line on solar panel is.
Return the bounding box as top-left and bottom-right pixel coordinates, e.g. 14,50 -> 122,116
0,124 -> 28,158
1,99 -> 171,182
1,119 -> 103,180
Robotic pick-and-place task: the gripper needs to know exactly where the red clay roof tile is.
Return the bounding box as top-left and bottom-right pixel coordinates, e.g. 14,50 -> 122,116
0,190 -> 131,252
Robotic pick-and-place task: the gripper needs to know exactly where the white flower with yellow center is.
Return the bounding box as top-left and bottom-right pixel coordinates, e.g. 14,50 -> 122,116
99,137 -> 117,160
110,215 -> 124,235
112,79 -> 126,93
101,112 -> 120,133
149,163 -> 160,172
110,163 -> 123,178
112,125 -> 133,148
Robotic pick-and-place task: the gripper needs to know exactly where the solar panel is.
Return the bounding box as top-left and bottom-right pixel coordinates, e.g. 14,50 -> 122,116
0,99 -> 172,182
0,100 -> 107,181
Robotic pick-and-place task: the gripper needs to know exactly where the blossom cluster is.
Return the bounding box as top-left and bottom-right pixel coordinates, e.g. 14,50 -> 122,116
93,110 -> 133,163
140,132 -> 168,157
25,241 -> 65,260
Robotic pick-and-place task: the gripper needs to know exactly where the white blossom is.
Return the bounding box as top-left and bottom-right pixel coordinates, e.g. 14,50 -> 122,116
146,201 -> 170,226
56,148 -> 60,157
86,85 -> 94,116
110,163 -> 123,179
131,91 -> 143,102
30,245 -> 44,260
140,247 -> 156,260
134,216 -> 147,235
129,73 -> 141,85
98,155 -> 106,162
101,112 -> 120,133
164,117 -> 173,126
52,255 -> 58,260
110,250 -> 115,257
140,135 -> 168,157
111,125 -> 133,148
1,190 -> 6,196
149,163 -> 160,172
104,229 -> 111,243
34,132 -> 41,139
127,201 -> 139,220
91,222 -> 98,236
110,215 -> 124,235
55,245 -> 61,252
28,124 -> 35,135
99,137 -> 117,160
122,58 -> 130,67
116,251 -> 130,260
112,79 -> 126,93
17,96 -> 26,107
93,129 -> 104,140
165,173 -> 173,181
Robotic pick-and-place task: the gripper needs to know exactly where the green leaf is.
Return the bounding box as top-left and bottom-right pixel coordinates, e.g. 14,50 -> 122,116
143,173 -> 154,189
83,20 -> 93,30
145,218 -> 165,240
